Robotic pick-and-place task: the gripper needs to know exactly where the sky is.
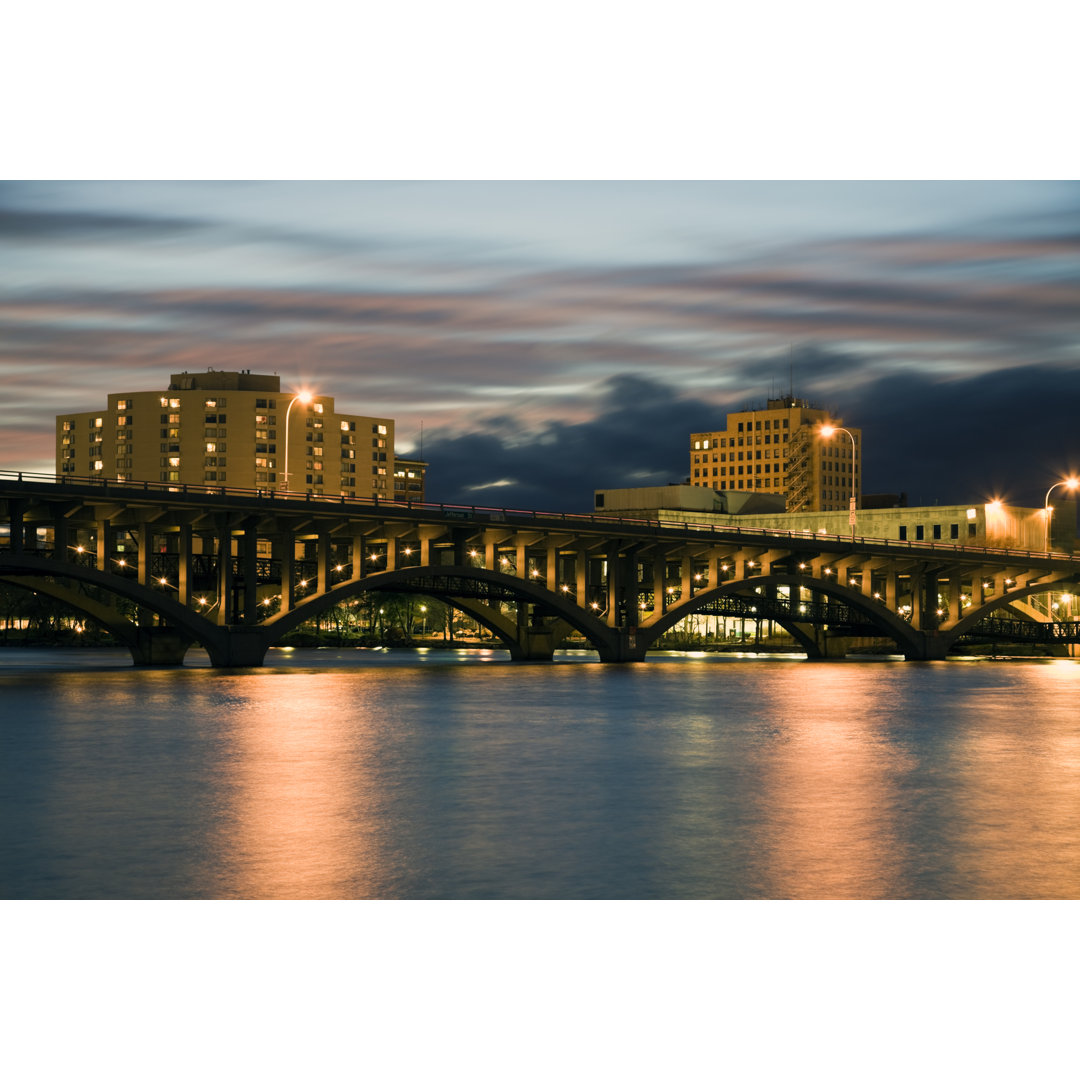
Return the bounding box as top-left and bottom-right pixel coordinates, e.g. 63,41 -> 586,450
2,180 -> 1077,512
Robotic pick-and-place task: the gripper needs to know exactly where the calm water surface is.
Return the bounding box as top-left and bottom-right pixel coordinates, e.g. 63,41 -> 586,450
2,647 -> 1079,899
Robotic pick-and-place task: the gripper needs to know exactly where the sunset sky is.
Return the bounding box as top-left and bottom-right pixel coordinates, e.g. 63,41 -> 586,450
2,180 -> 1077,510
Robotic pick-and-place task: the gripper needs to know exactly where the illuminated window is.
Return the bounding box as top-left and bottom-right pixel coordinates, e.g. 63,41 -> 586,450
205,442 -> 216,453
313,403 -> 324,414
93,460 -> 103,471
116,399 -> 130,410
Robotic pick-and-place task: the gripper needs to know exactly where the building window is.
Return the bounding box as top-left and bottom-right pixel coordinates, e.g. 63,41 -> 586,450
899,526 -> 907,540
933,524 -> 942,540
916,525 -> 924,540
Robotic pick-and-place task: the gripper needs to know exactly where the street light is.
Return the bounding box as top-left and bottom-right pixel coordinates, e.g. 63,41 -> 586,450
1043,476 -> 1079,551
281,390 -> 314,492
820,424 -> 857,540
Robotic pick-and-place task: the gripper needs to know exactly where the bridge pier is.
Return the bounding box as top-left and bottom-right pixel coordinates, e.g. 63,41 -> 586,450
130,627 -> 194,667
903,634 -> 950,661
205,627 -> 272,668
596,629 -> 649,663
509,626 -> 557,661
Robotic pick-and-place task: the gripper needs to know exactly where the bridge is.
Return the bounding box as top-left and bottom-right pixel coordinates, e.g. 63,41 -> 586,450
2,471 -> 1079,666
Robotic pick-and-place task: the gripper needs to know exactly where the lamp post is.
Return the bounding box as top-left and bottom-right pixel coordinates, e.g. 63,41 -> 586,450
820,424 -> 857,540
281,390 -> 313,492
1043,476 -> 1079,552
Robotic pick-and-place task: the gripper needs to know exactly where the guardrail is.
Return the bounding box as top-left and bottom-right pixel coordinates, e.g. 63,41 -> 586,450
1,468 -> 1078,565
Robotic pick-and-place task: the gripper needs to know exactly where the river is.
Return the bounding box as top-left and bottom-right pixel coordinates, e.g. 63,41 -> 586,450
2,647 -> 1078,899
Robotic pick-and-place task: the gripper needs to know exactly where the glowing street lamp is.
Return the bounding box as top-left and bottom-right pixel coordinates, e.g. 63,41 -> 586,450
281,389 -> 314,492
1043,476 -> 1080,552
820,423 -> 857,540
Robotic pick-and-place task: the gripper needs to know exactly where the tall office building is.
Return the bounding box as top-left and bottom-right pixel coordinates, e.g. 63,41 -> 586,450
689,396 -> 861,512
56,369 -> 405,500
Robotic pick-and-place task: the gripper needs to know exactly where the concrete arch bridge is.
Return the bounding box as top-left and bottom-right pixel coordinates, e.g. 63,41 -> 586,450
2,473 -> 1079,666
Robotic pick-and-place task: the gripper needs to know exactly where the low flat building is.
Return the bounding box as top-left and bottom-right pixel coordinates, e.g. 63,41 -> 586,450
594,486 -> 1075,553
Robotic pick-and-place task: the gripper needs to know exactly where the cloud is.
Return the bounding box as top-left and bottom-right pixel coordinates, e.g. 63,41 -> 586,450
422,374 -> 725,510
0,207 -> 210,241
419,362 -> 1080,517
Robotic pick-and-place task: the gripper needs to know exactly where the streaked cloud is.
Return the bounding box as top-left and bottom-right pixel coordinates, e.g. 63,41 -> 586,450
1,181 -> 1077,510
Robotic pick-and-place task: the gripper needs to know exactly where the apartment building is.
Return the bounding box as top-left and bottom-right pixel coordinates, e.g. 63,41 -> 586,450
690,396 -> 862,512
56,370 -> 396,499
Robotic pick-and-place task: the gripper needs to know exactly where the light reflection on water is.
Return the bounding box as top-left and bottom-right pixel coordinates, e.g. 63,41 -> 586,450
1,649 -> 1079,899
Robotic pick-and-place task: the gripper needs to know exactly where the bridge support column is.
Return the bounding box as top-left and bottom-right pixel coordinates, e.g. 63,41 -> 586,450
206,627 -> 271,668
54,514 -> 69,562
511,626 -> 557,662
130,626 -> 193,666
278,532 -> 294,613
243,524 -> 259,622
353,533 -> 366,583
136,522 -> 152,627
653,554 -> 665,613
599,627 -> 648,662
948,573 -> 963,625
137,522 -> 150,586
95,519 -> 111,571
606,543 -> 622,621
217,528 -> 234,625
317,531 -> 331,593
903,634 -> 950,661
8,500 -> 24,553
177,523 -> 192,606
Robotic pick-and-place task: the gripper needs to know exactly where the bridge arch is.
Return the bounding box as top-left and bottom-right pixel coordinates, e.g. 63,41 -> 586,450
0,554 -> 222,664
944,574 -> 1080,646
262,565 -> 620,660
638,572 -> 927,658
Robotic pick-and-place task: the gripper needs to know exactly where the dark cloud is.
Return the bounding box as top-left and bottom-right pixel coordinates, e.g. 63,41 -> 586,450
0,207 -> 210,241
829,364 -> 1080,509
422,374 -> 721,511
420,363 -> 1080,520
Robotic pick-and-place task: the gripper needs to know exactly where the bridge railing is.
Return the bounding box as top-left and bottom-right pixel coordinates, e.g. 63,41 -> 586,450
1,468 -> 1078,567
